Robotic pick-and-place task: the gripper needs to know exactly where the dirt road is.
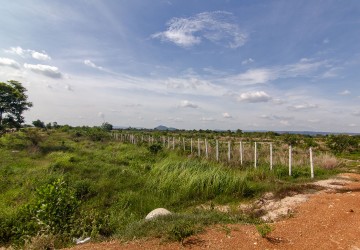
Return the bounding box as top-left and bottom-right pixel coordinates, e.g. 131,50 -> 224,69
68,173 -> 360,250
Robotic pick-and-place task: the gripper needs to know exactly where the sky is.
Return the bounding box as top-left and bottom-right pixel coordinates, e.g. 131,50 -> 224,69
0,0 -> 360,132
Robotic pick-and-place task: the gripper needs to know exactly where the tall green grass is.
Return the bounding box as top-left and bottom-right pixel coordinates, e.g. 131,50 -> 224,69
146,155 -> 251,205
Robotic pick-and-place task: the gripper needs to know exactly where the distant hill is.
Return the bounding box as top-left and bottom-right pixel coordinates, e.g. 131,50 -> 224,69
154,125 -> 177,131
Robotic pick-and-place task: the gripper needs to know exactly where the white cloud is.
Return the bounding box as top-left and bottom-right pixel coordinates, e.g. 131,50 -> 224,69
152,11 -> 247,48
272,98 -> 285,105
5,46 -> 25,56
352,111 -> 360,116
308,119 -> 320,123
241,58 -> 254,65
284,58 -> 327,76
200,117 -> 215,122
179,100 -> 199,108
98,112 -> 105,119
0,57 -> 21,69
31,51 -> 51,61
323,38 -> 330,44
124,103 -> 143,108
165,76 -> 224,96
229,68 -> 274,85
238,91 -> 272,103
288,103 -> 319,111
226,58 -> 328,86
84,59 -> 104,71
339,90 -> 351,95
260,114 -> 293,121
5,46 -> 51,61
24,63 -> 62,78
280,120 -> 290,126
321,67 -> 339,78
222,112 -> 232,118
65,84 -> 73,91
168,117 -> 183,122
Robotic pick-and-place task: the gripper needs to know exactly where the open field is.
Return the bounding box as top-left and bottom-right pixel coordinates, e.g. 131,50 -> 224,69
0,127 -> 358,249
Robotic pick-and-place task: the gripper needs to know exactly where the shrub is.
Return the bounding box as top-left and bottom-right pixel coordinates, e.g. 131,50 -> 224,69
256,223 -> 272,238
148,144 -> 162,154
29,178 -> 79,235
326,134 -> 359,154
169,220 -> 196,245
315,154 -> 339,169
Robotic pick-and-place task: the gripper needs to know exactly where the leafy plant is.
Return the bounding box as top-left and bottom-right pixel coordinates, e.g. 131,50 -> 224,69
326,134 -> 359,154
169,220 -> 196,245
148,143 -> 162,154
256,223 -> 272,238
29,178 -> 80,235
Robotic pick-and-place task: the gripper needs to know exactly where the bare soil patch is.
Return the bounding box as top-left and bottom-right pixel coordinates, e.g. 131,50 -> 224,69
67,173 -> 360,250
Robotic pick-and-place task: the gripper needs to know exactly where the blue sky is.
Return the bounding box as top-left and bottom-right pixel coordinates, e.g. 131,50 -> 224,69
1,0 -> 360,132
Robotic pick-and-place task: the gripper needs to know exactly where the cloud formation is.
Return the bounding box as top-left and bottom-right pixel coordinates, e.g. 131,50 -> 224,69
241,58 -> 254,65
5,46 -> 51,61
222,112 -> 232,118
0,57 -> 20,69
24,63 -> 62,78
339,90 -> 350,95
226,58 -> 329,85
31,51 -> 51,61
84,59 -> 104,71
238,91 -> 271,103
152,11 -> 247,48
288,103 -> 319,111
179,100 -> 199,108
200,117 -> 215,122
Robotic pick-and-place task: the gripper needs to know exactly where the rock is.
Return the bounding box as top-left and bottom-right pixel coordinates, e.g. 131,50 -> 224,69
263,192 -> 274,200
145,208 -> 172,220
75,237 -> 91,244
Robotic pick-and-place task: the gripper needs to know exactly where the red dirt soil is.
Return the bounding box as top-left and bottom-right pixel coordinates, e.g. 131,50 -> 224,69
67,173 -> 360,250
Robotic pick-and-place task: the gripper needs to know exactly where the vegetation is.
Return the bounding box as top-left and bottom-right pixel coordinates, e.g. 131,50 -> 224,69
0,126 -> 357,248
256,223 -> 273,238
32,119 -> 46,129
0,80 -> 32,130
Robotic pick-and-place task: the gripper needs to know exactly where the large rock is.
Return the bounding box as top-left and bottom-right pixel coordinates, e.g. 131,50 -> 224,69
145,208 -> 172,220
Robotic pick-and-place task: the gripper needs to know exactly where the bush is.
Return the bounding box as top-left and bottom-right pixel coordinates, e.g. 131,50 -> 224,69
256,223 -> 272,238
101,122 -> 113,131
29,178 -> 79,235
148,144 -> 162,154
326,135 -> 359,154
169,220 -> 196,245
315,154 -> 339,169
32,120 -> 46,129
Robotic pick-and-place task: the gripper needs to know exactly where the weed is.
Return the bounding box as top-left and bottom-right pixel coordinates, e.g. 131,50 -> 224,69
315,153 -> 339,169
256,223 -> 272,238
169,220 -> 197,245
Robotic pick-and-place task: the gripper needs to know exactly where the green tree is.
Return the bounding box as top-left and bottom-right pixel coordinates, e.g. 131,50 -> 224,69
283,134 -> 299,146
0,80 -> 32,129
326,134 -> 359,153
101,122 -> 113,131
32,119 -> 45,128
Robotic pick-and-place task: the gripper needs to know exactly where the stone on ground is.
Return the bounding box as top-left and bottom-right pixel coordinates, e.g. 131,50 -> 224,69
145,208 -> 171,220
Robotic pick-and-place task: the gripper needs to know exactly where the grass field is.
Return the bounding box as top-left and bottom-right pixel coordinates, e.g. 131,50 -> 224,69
0,127 -> 351,248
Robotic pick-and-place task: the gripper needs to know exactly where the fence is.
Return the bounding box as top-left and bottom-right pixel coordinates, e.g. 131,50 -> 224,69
112,133 -> 315,178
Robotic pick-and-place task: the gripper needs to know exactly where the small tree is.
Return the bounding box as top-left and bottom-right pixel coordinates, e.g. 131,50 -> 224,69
45,122 -> 52,129
32,119 -> 45,129
101,122 -> 113,131
326,134 -> 358,154
283,134 -> 299,146
0,80 -> 32,129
